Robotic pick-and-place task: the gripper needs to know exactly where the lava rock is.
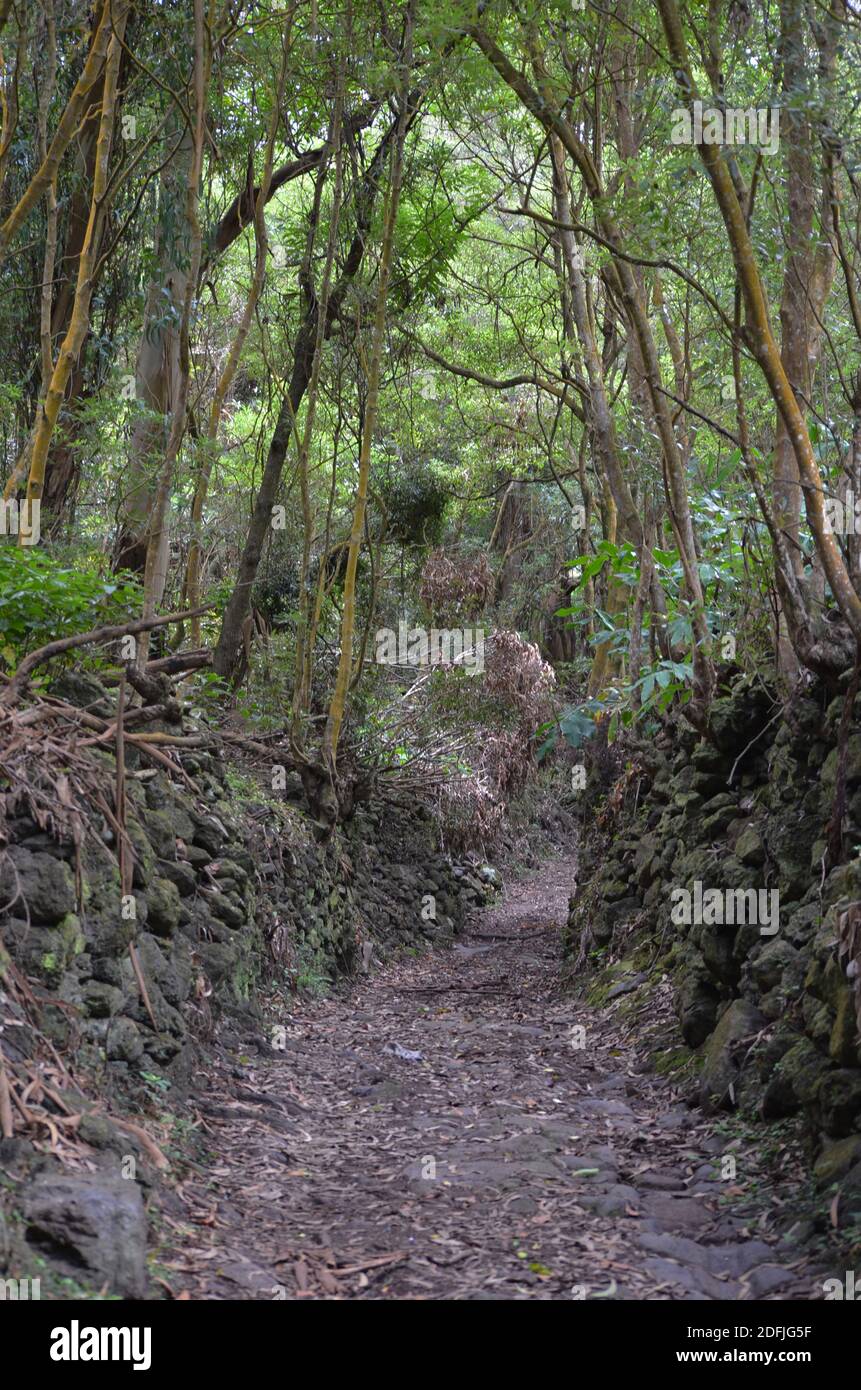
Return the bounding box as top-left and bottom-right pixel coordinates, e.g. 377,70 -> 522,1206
22,1171 -> 147,1297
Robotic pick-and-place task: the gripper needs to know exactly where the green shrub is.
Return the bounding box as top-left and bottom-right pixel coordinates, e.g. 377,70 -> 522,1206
0,547 -> 141,669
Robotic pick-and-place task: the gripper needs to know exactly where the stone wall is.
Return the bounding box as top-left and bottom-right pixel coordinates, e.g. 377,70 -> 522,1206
1,748 -> 490,1078
566,676 -> 861,1223
0,679 -> 493,1295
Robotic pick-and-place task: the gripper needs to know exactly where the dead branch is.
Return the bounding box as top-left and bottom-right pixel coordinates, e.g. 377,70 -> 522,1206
0,605 -> 214,705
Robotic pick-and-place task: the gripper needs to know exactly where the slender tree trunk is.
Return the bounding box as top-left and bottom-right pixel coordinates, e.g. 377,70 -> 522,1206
549,137 -> 643,554
185,27 -> 291,647
0,0 -> 113,259
773,0 -> 837,676
137,0 -> 209,668
212,106 -> 419,679
18,0 -> 128,522
114,111 -> 194,580
469,25 -> 714,719
657,0 -> 861,656
587,483 -> 625,696
292,81 -> 346,738
36,0 -> 58,396
323,18 -> 413,767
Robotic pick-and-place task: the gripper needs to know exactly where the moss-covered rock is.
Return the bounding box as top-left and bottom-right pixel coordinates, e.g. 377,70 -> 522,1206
735,824 -> 765,867
106,1016 -> 144,1064
821,735 -> 861,789
813,1134 -> 861,1186
144,877 -> 182,937
762,1037 -> 830,1119
829,980 -> 860,1066
749,938 -> 802,994
818,1069 -> 861,1137
82,980 -> 124,1018
124,816 -> 156,887
0,847 -> 76,923
699,999 -> 765,1111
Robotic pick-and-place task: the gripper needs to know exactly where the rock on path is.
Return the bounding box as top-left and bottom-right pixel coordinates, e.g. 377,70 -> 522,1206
161,855 -> 825,1300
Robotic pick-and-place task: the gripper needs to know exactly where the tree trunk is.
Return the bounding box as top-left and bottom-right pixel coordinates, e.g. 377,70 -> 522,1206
114,110 -> 194,581
322,22 -> 413,768
18,1 -> 127,521
773,0 -> 837,676
657,0 -> 861,657
212,106 -> 419,679
136,0 -> 209,668
0,0 -> 113,259
469,25 -> 714,720
185,27 -> 292,648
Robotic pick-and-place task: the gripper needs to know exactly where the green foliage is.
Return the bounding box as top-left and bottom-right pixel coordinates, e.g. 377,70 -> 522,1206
253,533 -> 301,627
0,548 -> 141,671
394,144 -> 491,307
538,699 -> 606,755
372,450 -> 449,546
289,941 -> 332,998
633,659 -> 694,712
539,648 -> 695,757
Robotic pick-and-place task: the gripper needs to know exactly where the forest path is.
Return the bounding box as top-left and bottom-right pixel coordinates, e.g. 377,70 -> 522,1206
159,854 -> 821,1300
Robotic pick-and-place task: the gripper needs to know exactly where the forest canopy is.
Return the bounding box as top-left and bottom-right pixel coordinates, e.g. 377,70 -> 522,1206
1,0 -> 860,830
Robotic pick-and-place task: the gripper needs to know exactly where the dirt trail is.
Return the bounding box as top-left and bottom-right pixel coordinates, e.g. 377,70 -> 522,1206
160,855 -> 824,1300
